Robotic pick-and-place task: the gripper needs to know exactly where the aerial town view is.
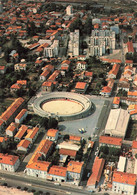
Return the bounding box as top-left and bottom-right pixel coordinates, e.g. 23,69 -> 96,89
1,0 -> 137,195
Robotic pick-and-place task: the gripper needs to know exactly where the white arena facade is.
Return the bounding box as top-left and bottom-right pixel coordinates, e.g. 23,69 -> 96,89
33,92 -> 93,121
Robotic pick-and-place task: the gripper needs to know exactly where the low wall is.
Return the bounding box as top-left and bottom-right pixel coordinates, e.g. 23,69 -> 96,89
33,92 -> 93,121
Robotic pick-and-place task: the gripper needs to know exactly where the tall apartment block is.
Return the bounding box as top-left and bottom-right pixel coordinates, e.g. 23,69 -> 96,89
68,30 -> 79,57
44,40 -> 59,58
66,5 -> 73,15
88,30 -> 115,56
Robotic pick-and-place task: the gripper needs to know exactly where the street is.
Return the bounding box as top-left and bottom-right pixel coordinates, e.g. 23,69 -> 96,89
0,171 -> 91,195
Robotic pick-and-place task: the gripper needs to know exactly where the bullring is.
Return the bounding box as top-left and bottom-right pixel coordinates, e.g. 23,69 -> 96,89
33,92 -> 93,121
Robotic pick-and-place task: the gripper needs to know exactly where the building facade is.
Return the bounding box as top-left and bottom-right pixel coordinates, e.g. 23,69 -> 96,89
88,30 -> 115,56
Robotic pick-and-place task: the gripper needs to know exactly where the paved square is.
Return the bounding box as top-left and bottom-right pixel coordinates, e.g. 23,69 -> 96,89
59,96 -> 106,138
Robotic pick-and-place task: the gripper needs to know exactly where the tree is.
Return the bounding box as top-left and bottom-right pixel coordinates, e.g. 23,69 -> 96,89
135,154 -> 137,159
109,147 -> 120,156
52,150 -> 60,165
39,117 -> 48,128
69,18 -> 82,33
100,146 -> 109,155
82,17 -> 93,35
48,117 -> 58,129
63,134 -> 69,140
81,41 -> 88,49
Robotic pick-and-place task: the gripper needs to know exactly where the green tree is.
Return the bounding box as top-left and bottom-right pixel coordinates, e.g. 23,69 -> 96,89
39,117 -> 48,128
82,17 -> 93,35
109,147 -> 120,156
69,18 -> 82,33
100,146 -> 109,155
135,154 -> 137,159
63,134 -> 69,140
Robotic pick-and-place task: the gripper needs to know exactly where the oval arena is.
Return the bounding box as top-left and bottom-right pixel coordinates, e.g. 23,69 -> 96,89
33,92 -> 93,121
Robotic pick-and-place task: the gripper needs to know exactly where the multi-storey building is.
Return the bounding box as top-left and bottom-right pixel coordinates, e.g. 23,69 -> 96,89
44,40 -> 59,58
68,30 -> 79,57
88,30 -> 115,56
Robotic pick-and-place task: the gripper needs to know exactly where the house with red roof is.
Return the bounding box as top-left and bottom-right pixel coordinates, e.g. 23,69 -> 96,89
128,91 -> 137,98
46,129 -> 59,142
112,97 -> 120,108
67,161 -> 84,184
26,139 -> 54,178
108,64 -> 120,79
39,69 -> 51,81
42,64 -> 54,73
59,149 -> 77,163
10,83 -> 22,93
76,61 -> 87,71
35,59 -> 44,67
127,41 -> 134,54
128,104 -> 137,120
99,136 -> 122,148
48,165 -> 67,182
112,171 -> 137,194
0,66 -> 6,74
132,140 -> 137,156
14,125 -> 28,142
25,126 -> 39,143
87,157 -> 105,189
100,79 -> 114,97
60,60 -> 70,76
125,60 -> 133,67
0,153 -> 20,172
6,122 -> 17,137
0,97 -> 25,128
14,62 -> 27,72
69,135 -> 81,143
42,81 -> 54,92
15,109 -> 27,124
48,70 -> 61,82
26,161 -> 51,179
75,82 -> 89,94
17,80 -> 27,88
17,139 -> 32,153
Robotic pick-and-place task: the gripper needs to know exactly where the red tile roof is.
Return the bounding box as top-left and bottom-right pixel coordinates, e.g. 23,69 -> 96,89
0,66 -> 6,70
25,127 -> 39,140
99,136 -> 122,146
108,63 -> 120,76
26,161 -> 51,172
15,109 -> 27,120
75,82 -> 87,90
27,139 -> 53,166
67,161 -> 84,173
87,157 -> 105,186
0,97 -> 24,122
48,165 -> 67,177
0,153 -> 19,166
132,140 -> 137,149
128,91 -> 137,97
6,122 -> 16,132
17,80 -> 27,86
14,125 -> 28,140
46,129 -> 58,137
101,58 -> 122,64
10,83 -> 22,89
113,97 -> 120,105
40,69 -> 50,77
42,81 -> 53,87
84,71 -> 93,77
69,135 -> 81,142
127,41 -> 134,53
113,171 -> 137,185
59,149 -> 77,157
17,139 -> 31,149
